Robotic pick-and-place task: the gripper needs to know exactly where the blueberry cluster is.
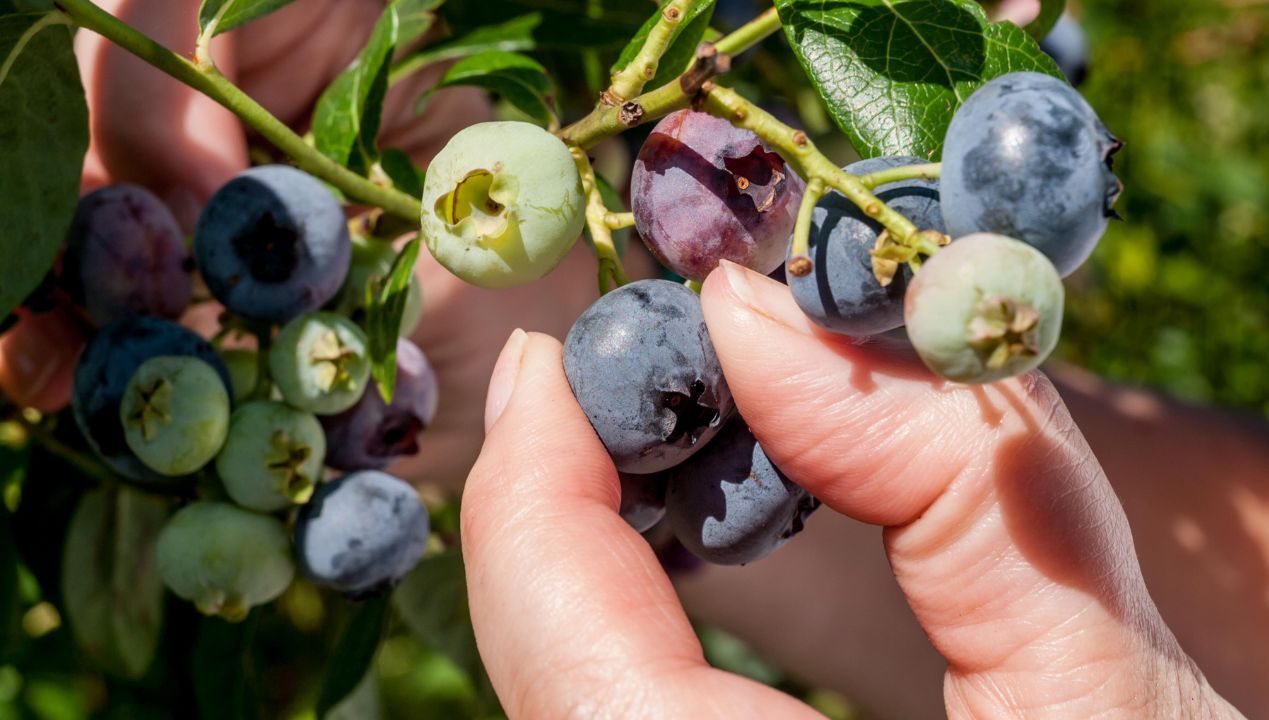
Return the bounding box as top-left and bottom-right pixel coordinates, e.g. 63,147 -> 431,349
59,170 -> 436,620
558,72 -> 1120,565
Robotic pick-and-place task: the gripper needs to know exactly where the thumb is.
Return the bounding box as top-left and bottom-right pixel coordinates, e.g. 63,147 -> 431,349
700,261 -> 1237,718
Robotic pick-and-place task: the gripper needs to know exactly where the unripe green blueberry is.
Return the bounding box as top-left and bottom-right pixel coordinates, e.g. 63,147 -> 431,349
156,501 -> 294,621
270,312 -> 371,415
420,121 -> 585,288
219,348 -> 259,405
216,401 -> 326,512
119,356 -> 230,476
904,233 -> 1064,384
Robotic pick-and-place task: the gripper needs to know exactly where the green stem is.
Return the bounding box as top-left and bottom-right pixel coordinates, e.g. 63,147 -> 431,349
605,212 -> 635,230
859,162 -> 942,189
28,431 -> 116,485
787,178 -> 825,275
713,6 -> 781,57
55,0 -> 422,223
684,279 -> 703,294
572,148 -> 629,294
557,4 -> 779,149
607,0 -> 696,104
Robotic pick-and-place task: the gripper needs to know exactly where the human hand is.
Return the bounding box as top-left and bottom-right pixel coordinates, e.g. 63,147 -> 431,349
461,260 -> 1246,718
48,0 -> 621,487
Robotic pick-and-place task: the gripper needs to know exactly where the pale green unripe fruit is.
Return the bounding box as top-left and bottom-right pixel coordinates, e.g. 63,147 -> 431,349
216,401 -> 326,512
156,502 -> 294,622
904,233 -> 1064,384
119,356 -> 230,476
219,348 -> 259,405
420,121 -> 585,288
270,312 -> 371,415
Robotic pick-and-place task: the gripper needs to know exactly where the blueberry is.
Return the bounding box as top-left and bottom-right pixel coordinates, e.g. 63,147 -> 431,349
788,156 -> 945,336
320,338 -> 438,471
216,401 -> 326,512
564,279 -> 733,474
72,316 -> 231,482
269,312 -> 371,415
119,356 -> 230,476
940,72 -> 1122,277
63,184 -> 193,325
294,470 -> 429,597
329,235 -> 423,337
905,233 -> 1064,383
619,472 -> 667,533
156,501 -> 295,621
195,165 -> 351,323
666,420 -> 819,565
420,121 -> 585,288
1040,14 -> 1089,87
632,110 -> 806,281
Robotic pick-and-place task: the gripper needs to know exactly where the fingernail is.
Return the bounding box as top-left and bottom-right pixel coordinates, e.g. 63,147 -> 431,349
485,328 -> 527,432
717,259 -> 814,334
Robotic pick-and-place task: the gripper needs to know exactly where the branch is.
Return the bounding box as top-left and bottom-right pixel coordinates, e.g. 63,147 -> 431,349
605,0 -> 696,105
859,162 -> 942,189
571,148 -> 629,294
55,0 -> 423,224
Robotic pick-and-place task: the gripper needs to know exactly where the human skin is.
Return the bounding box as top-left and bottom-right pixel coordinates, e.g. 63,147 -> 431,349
464,264 -> 1249,718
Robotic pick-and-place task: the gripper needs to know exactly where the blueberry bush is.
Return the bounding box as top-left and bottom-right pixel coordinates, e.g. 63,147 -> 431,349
0,0 -> 1262,717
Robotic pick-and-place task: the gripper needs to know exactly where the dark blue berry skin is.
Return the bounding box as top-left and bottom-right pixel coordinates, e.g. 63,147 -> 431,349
564,280 -> 733,474
788,156 -> 945,336
71,316 -> 231,482
619,472 -> 667,533
64,184 -> 193,325
666,421 -> 819,566
195,165 -> 351,323
940,72 -> 1122,277
294,470 -> 429,597
320,338 -> 438,471
1040,15 -> 1089,87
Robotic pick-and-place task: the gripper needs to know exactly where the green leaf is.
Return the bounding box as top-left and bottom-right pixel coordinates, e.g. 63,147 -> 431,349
0,12 -> 88,321
194,614 -> 261,720
440,3 -> 639,50
378,149 -> 425,199
774,0 -> 1063,159
432,50 -> 554,127
198,0 -> 297,37
60,486 -> 167,679
366,237 -> 421,403
1024,0 -> 1065,40
611,0 -> 717,90
395,0 -> 445,47
316,596 -> 390,718
391,549 -> 480,678
312,3 -> 399,175
397,13 -> 542,69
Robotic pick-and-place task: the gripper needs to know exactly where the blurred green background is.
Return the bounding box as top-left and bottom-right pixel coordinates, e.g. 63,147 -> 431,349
2,0 -> 1267,719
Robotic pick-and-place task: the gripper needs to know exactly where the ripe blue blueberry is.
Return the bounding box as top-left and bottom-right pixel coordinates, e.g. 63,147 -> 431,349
216,401 -> 326,512
156,501 -> 295,621
72,316 -> 231,482
619,472 -> 667,533
632,110 -> 805,281
420,121 -> 585,288
294,470 -> 429,597
269,312 -> 371,415
320,338 -> 438,471
195,165 -> 351,323
666,421 -> 818,565
788,156 -> 945,336
119,356 -> 230,476
563,280 -> 733,474
63,184 -> 193,325
940,72 -> 1122,277
904,233 -> 1064,383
